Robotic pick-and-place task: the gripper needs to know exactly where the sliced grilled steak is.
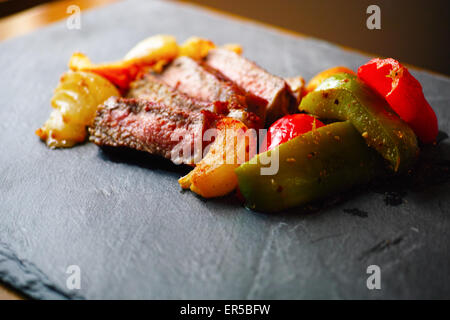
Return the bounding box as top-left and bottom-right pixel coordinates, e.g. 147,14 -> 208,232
285,76 -> 305,109
127,74 -> 228,115
154,56 -> 262,129
89,97 -> 218,165
204,49 -> 293,125
157,56 -> 246,109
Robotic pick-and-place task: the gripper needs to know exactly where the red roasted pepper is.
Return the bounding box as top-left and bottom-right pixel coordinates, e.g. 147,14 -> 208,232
262,114 -> 325,151
357,58 -> 438,144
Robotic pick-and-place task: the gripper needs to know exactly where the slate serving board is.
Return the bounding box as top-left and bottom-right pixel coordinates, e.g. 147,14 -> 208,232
0,0 -> 449,300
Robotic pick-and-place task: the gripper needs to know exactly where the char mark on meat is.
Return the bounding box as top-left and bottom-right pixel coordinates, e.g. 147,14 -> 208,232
89,97 -> 217,165
153,56 -> 262,129
127,74 -> 229,115
204,48 -> 295,125
156,56 -> 247,109
285,76 -> 305,111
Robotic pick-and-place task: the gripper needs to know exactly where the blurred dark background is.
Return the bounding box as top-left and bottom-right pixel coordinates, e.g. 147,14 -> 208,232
1,0 -> 449,75
0,0 -> 50,16
182,0 -> 450,76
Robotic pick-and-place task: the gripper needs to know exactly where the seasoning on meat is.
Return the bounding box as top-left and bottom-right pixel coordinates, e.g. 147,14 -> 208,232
153,56 -> 262,129
157,56 -> 247,109
89,97 -> 218,165
127,73 -> 228,114
204,48 -> 293,125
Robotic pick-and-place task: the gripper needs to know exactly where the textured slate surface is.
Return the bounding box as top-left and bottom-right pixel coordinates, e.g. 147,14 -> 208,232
0,0 -> 449,299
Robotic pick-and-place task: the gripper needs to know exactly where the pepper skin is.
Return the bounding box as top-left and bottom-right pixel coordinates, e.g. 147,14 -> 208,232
357,58 -> 438,144
304,66 -> 356,96
235,121 -> 383,212
262,114 -> 325,152
299,73 -> 419,172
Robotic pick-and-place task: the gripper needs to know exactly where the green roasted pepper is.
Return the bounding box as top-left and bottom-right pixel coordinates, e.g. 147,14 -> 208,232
299,72 -> 418,172
236,121 -> 383,212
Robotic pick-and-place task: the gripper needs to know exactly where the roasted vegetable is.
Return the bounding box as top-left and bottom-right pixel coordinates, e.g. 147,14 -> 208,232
262,114 -> 324,152
179,117 -> 256,198
179,36 -> 216,60
236,121 -> 383,212
123,34 -> 179,64
36,71 -> 119,148
304,66 -> 355,96
300,72 -> 419,172
35,109 -> 87,148
70,35 -> 179,91
357,58 -> 438,143
179,37 -> 243,60
69,52 -> 140,92
221,43 -> 243,55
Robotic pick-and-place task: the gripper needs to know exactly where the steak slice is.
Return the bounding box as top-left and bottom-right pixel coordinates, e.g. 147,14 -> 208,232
127,74 -> 228,115
204,49 -> 293,125
154,56 -> 262,129
89,97 -> 217,165
156,56 -> 247,109
285,76 -> 305,109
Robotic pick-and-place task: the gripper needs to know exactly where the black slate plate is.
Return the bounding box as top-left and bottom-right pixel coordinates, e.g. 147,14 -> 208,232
0,0 -> 449,299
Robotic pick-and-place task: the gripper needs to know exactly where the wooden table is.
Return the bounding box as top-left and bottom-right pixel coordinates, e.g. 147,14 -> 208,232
0,284 -> 23,300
